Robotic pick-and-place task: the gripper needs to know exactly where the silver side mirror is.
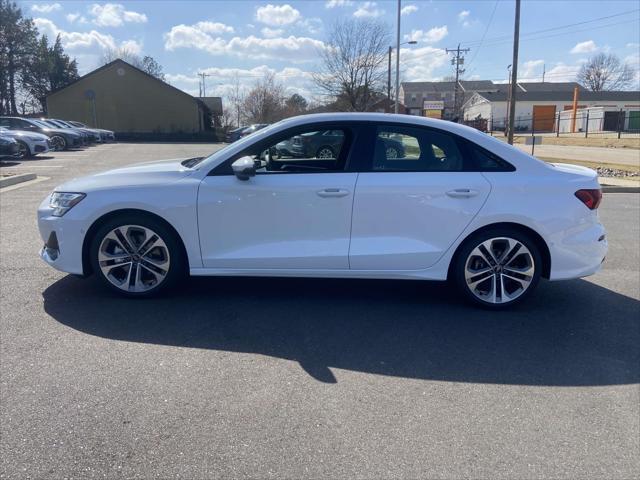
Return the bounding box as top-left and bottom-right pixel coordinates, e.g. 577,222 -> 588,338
232,156 -> 256,181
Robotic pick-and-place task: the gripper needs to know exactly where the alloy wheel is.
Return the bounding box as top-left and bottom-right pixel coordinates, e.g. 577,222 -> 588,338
16,142 -> 29,159
317,147 -> 335,159
98,225 -> 171,293
386,147 -> 399,159
464,237 -> 535,304
50,135 -> 66,151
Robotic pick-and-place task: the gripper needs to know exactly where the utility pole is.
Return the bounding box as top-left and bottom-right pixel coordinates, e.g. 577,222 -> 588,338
198,72 -> 211,97
507,0 -> 521,145
446,44 -> 470,120
388,46 -> 392,105
542,63 -> 546,82
394,0 -> 401,113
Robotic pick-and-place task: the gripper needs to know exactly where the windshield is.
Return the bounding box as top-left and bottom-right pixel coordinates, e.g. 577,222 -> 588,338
47,120 -> 67,128
187,121 -> 284,169
29,119 -> 52,128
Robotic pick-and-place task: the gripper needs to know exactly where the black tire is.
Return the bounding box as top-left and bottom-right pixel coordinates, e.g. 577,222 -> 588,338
452,227 -> 542,309
50,135 -> 67,151
315,146 -> 335,159
15,140 -> 31,159
90,213 -> 186,298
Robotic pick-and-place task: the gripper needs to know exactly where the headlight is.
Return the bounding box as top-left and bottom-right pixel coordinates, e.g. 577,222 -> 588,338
49,192 -> 85,217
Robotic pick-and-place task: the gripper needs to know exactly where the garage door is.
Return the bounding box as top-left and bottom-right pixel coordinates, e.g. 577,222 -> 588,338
628,111 -> 640,131
533,105 -> 556,132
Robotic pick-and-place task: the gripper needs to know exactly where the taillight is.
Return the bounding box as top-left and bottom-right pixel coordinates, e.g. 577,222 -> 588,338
575,189 -> 602,210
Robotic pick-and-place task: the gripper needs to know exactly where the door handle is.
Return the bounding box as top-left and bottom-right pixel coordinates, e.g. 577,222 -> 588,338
317,188 -> 350,198
446,188 -> 479,198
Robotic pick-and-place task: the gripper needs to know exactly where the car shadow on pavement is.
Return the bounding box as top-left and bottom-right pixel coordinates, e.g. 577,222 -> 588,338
43,275 -> 639,385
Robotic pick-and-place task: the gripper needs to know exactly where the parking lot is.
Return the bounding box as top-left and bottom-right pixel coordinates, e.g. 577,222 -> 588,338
1,143 -> 639,478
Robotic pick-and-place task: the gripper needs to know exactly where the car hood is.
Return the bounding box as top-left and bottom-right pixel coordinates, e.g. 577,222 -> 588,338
55,158 -> 196,192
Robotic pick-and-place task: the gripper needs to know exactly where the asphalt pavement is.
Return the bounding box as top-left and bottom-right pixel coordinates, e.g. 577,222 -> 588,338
1,144 -> 639,478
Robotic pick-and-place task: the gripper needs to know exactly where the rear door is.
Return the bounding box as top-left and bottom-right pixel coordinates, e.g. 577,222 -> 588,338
349,124 -> 492,271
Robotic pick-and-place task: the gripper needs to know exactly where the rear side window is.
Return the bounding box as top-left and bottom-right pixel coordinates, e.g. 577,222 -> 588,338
372,126 -> 464,172
468,143 -> 515,172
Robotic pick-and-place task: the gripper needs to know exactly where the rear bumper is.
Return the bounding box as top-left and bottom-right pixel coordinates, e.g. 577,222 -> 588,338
548,221 -> 608,280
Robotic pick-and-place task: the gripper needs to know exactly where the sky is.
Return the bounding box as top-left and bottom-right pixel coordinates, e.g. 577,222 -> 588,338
20,0 -> 640,103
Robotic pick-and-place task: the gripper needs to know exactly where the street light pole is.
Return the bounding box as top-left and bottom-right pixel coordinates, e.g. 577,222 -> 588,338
394,0 -> 401,113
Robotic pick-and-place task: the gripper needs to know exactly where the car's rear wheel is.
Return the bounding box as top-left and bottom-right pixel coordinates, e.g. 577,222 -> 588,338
15,141 -> 30,159
385,146 -> 400,159
453,228 -> 542,308
90,214 -> 185,297
50,135 -> 67,151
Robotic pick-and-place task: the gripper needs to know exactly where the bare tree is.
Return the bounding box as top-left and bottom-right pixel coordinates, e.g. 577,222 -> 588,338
227,73 -> 246,127
577,53 -> 636,91
313,18 -> 389,111
100,47 -> 165,81
243,72 -> 285,123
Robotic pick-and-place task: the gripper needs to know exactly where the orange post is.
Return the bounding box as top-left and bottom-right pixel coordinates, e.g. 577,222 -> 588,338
570,86 -> 579,133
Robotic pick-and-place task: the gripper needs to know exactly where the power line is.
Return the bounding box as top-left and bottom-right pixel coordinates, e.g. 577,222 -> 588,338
465,0 -> 499,73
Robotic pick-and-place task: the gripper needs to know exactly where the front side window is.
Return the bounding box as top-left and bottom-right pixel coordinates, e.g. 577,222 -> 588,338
372,126 -> 464,172
227,126 -> 350,175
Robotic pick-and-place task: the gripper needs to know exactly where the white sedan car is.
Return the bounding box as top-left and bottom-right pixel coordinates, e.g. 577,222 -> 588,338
0,126 -> 51,158
38,113 -> 607,308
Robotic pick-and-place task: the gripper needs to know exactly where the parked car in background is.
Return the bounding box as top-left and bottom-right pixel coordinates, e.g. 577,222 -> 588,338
0,135 -> 20,158
37,113 -> 607,308
47,119 -> 102,143
39,119 -> 95,144
239,123 -> 269,138
289,129 -> 405,160
67,120 -> 115,142
0,126 -> 51,159
0,117 -> 83,151
225,126 -> 248,143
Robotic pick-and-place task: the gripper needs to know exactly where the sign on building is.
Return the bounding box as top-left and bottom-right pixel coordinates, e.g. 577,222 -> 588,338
423,100 -> 444,119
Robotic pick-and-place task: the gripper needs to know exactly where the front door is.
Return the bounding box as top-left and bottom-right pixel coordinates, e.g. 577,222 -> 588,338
349,125 -> 491,271
198,124 -> 358,270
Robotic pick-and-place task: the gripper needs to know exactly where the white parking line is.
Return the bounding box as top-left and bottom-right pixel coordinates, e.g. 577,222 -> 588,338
0,176 -> 50,193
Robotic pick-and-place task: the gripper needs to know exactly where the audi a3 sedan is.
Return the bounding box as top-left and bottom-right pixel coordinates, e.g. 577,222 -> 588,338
0,117 -> 82,151
37,113 -> 607,308
0,126 -> 51,158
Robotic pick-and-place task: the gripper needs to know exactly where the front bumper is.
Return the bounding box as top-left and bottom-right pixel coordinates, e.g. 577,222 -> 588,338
32,139 -> 50,154
38,196 -> 87,275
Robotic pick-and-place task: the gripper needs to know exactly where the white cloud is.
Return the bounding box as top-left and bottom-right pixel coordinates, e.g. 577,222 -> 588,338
543,63 -> 581,82
401,46 -> 448,81
66,12 -> 86,23
626,42 -> 639,49
256,4 -> 301,26
164,23 -> 325,63
401,4 -> 418,16
88,3 -> 147,27
299,17 -> 323,35
521,59 -> 544,79
262,27 -> 284,38
33,17 -> 143,70
31,3 -> 61,13
166,65 -> 317,100
458,10 -> 471,27
119,39 -> 143,55
353,2 -> 384,18
570,40 -> 597,54
194,21 -> 234,34
325,0 -> 353,7
405,26 -> 448,44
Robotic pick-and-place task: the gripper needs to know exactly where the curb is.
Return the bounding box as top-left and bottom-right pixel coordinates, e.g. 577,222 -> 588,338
0,173 -> 37,188
601,185 -> 640,193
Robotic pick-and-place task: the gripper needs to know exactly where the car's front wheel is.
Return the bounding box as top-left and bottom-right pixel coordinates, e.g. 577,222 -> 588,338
453,228 -> 542,308
15,141 -> 31,159
50,135 -> 67,151
90,214 -> 185,297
